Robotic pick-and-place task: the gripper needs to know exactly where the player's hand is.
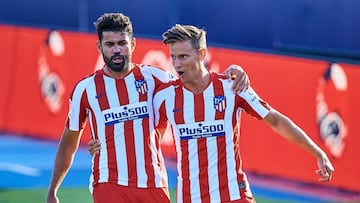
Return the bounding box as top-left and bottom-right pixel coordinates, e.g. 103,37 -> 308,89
88,139 -> 101,156
223,64 -> 250,94
46,194 -> 59,203
316,154 -> 334,182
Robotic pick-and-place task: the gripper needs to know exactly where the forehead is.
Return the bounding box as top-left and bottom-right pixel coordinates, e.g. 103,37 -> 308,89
102,31 -> 131,42
169,40 -> 195,55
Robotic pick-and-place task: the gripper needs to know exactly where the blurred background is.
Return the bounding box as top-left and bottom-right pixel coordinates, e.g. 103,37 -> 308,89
0,0 -> 360,202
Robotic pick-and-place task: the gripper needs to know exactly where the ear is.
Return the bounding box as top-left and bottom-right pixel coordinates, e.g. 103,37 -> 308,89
131,37 -> 136,51
199,48 -> 207,60
96,40 -> 101,52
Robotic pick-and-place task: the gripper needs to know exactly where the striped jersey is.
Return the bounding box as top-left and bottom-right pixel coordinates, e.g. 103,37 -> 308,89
153,72 -> 271,203
66,64 -> 176,191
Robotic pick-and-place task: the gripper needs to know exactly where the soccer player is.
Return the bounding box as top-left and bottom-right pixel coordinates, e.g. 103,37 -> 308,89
152,24 -> 335,203
46,13 -> 249,203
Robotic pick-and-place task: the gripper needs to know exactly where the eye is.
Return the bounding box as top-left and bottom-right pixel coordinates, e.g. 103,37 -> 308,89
118,40 -> 128,46
180,55 -> 187,59
104,42 -> 114,47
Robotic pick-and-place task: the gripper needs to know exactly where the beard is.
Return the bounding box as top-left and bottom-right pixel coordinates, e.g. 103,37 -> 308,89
103,53 -> 129,72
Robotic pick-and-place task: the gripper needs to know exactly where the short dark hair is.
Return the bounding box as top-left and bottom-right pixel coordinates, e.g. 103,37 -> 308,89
93,13 -> 133,41
162,24 -> 207,51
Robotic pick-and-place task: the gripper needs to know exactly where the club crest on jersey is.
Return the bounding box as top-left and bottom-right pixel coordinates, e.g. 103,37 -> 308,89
135,79 -> 148,94
213,96 -> 226,112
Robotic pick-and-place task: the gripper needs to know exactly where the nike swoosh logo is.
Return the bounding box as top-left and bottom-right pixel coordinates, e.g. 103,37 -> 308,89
173,108 -> 183,112
95,93 -> 105,99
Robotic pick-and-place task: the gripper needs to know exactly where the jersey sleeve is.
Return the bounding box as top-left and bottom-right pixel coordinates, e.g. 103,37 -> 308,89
150,66 -> 177,86
66,79 -> 88,131
153,88 -> 168,130
237,86 -> 271,119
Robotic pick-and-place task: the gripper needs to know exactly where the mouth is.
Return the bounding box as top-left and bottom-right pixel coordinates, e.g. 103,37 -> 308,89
111,55 -> 123,64
177,71 -> 184,77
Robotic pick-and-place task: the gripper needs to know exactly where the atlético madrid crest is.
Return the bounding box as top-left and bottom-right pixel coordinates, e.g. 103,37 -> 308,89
135,79 -> 148,94
213,96 -> 226,112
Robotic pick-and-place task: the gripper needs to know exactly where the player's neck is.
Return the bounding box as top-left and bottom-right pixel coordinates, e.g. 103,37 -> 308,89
185,71 -> 210,94
103,63 -> 133,79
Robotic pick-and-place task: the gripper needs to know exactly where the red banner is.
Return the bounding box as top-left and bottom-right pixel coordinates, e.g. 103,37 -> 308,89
211,50 -> 360,192
0,25 -> 359,192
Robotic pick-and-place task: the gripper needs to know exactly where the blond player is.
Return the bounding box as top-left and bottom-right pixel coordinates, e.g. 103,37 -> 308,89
152,24 -> 334,203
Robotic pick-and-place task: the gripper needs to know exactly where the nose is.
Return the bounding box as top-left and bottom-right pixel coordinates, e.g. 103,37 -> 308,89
172,58 -> 181,69
112,45 -> 122,53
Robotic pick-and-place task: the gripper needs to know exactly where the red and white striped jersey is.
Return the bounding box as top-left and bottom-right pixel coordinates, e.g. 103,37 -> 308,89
66,64 -> 176,191
153,72 -> 271,203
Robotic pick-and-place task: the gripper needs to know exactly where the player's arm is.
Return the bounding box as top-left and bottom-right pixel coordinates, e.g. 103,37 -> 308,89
263,108 -> 334,182
154,98 -> 169,139
155,112 -> 169,139
155,125 -> 167,140
223,64 -> 250,94
46,128 -> 82,203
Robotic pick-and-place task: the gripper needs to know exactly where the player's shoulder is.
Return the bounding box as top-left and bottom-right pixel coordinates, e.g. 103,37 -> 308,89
209,71 -> 231,87
211,71 -> 227,79
137,63 -> 168,72
153,80 -> 179,105
209,71 -> 229,83
72,69 -> 96,86
70,69 -> 101,97
137,64 -> 177,82
76,69 -> 102,85
155,79 -> 181,94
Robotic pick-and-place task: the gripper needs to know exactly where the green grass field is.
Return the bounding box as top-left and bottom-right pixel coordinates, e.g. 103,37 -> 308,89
0,187 -> 299,203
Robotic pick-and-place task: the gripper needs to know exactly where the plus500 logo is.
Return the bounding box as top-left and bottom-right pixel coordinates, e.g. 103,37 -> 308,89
102,101 -> 148,126
177,120 -> 225,140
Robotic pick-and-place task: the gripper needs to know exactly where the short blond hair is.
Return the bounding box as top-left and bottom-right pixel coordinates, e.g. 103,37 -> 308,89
162,24 -> 207,51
